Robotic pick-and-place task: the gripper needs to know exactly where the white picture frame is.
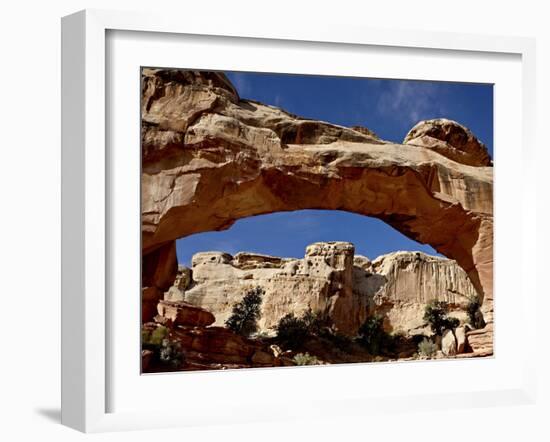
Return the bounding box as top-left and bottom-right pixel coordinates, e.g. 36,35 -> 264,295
61,9 -> 537,433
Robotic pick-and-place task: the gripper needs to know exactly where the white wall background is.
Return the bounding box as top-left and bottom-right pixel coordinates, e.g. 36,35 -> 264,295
0,0 -> 547,440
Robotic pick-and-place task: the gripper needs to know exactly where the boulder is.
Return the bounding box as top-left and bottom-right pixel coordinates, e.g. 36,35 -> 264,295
403,118 -> 492,167
251,350 -> 277,365
170,324 -> 281,370
441,329 -> 457,356
466,323 -> 494,357
455,326 -> 469,354
269,345 -> 282,357
156,300 -> 215,327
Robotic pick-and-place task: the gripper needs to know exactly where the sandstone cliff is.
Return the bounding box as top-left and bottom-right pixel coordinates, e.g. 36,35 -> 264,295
141,69 -> 494,357
164,242 -> 478,337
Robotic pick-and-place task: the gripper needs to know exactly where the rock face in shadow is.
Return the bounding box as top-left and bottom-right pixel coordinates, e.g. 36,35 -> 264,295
141,69 -> 494,356
166,243 -> 479,337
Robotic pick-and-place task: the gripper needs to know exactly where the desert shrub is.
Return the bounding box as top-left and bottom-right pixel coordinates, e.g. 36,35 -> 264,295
142,326 -> 185,368
293,352 -> 322,366
275,312 -> 310,349
423,300 -> 460,336
225,287 -> 264,336
386,330 -> 408,353
322,330 -> 354,353
418,337 -> 438,358
357,315 -> 388,355
142,325 -> 169,346
411,334 -> 427,345
466,297 -> 486,329
158,338 -> 184,367
275,308 -> 354,353
301,308 -> 331,335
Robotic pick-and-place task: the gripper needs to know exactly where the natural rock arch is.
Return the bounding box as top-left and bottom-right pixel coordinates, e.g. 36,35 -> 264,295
141,69 -> 493,355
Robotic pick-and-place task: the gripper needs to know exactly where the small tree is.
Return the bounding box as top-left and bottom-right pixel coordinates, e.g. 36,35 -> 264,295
225,287 -> 264,336
301,308 -> 330,335
357,315 -> 387,355
275,308 -> 331,349
466,296 -> 486,329
423,300 -> 460,336
275,312 -> 310,349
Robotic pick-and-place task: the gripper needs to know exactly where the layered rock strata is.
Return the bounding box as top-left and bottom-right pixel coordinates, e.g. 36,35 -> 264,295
141,69 -> 494,356
166,243 -> 479,337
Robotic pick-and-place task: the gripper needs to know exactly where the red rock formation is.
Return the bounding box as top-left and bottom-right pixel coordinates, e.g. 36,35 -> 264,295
141,69 -> 494,357
156,300 -> 216,327
144,302 -> 284,372
403,118 -> 492,167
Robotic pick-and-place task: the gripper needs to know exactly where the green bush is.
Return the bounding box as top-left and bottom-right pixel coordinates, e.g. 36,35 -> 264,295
466,297 -> 486,329
275,308 -> 353,352
357,315 -> 388,355
225,287 -> 264,337
322,330 -> 354,353
423,300 -> 460,336
142,326 -> 185,368
159,338 -> 184,367
275,312 -> 310,349
418,337 -> 438,358
301,308 -> 331,335
293,352 -> 322,366
142,325 -> 169,346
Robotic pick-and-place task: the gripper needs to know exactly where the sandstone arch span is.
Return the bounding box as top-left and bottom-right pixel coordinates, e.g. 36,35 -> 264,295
141,69 -> 493,355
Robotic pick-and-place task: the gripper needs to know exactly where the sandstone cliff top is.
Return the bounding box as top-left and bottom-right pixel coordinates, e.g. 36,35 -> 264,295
188,242 -> 451,272
404,118 -> 492,167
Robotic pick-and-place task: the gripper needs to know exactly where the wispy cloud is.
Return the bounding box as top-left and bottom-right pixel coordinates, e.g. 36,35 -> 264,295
377,81 -> 448,127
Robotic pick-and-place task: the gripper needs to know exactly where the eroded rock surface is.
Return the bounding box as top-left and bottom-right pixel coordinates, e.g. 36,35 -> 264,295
403,118 -> 492,167
365,251 -> 478,335
141,69 -> 494,357
157,300 -> 216,327
167,243 -> 479,337
143,299 -> 287,372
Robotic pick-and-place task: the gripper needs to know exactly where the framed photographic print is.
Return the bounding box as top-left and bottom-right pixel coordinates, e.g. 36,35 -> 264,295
61,9 -> 537,432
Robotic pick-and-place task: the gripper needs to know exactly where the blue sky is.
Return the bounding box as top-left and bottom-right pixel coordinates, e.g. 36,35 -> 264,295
176,72 -> 493,266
